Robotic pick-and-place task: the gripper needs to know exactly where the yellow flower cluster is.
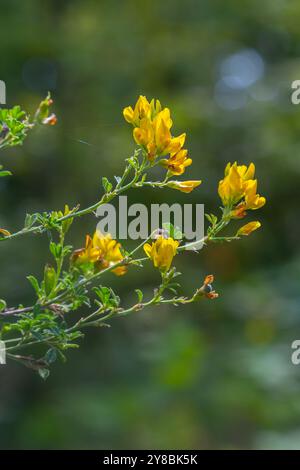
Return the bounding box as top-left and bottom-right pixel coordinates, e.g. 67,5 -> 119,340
218,162 -> 266,214
218,162 -> 266,236
144,236 -> 179,271
72,231 -> 127,276
123,95 -> 191,175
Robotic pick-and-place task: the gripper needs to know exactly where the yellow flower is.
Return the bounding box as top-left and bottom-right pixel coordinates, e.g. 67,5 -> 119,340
244,180 -> 266,210
219,162 -> 266,216
123,95 -> 150,126
218,162 -> 245,205
144,236 -> 179,271
72,234 -> 100,265
124,95 -> 187,161
0,228 -> 11,237
123,95 -> 163,127
133,111 -> 185,159
231,179 -> 266,218
166,180 -> 202,193
226,162 -> 255,180
133,116 -> 154,150
72,231 -> 127,276
92,231 -> 127,275
160,148 -> 192,176
236,221 -> 261,236
151,109 -> 184,155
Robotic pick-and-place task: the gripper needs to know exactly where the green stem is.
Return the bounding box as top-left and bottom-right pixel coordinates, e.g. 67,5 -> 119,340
0,150 -> 149,243
0,230 -> 229,319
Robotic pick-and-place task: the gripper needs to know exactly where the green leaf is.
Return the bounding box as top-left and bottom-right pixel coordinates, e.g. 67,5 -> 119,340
24,213 -> 38,229
126,156 -> 138,168
44,265 -> 56,296
102,177 -> 113,193
93,286 -> 120,309
0,299 -> 7,312
49,241 -> 62,259
135,289 -> 143,303
0,170 -> 12,177
205,213 -> 218,226
27,275 -> 41,296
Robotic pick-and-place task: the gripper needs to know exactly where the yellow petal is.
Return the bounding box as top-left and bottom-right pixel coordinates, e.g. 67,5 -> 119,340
123,106 -> 134,123
143,243 -> 153,258
237,221 -> 261,236
0,228 -> 11,237
166,133 -> 186,155
244,162 -> 255,180
167,180 -> 202,193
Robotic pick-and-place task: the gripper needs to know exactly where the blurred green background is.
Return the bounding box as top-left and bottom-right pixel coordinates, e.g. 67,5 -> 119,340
1,0 -> 300,450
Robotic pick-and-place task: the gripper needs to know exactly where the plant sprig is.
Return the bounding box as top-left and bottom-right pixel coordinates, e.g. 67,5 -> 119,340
0,94 -> 265,378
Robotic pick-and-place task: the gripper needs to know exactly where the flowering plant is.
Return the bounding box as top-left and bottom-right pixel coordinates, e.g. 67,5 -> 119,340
0,95 -> 265,378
